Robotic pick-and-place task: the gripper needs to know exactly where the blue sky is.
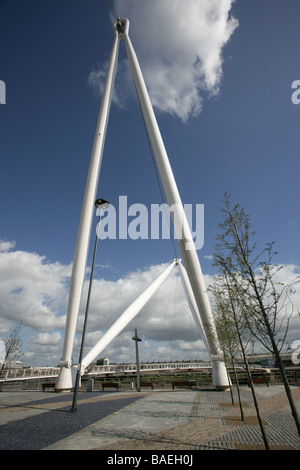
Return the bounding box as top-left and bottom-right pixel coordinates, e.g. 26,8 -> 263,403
0,0 -> 299,366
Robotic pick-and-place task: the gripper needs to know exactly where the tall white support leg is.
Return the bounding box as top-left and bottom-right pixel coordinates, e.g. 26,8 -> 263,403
56,33 -> 120,391
81,260 -> 177,372
123,20 -> 229,389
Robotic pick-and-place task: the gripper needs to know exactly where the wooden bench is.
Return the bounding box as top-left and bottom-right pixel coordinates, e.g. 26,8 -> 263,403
172,380 -> 196,390
140,381 -> 154,390
42,382 -> 56,391
102,382 -> 121,391
249,376 -> 270,387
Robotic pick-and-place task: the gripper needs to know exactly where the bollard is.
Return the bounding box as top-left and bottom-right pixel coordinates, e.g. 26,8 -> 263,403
87,378 -> 94,392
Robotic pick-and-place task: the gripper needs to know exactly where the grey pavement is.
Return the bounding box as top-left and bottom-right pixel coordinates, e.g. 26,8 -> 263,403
46,390 -> 197,450
0,385 -> 299,450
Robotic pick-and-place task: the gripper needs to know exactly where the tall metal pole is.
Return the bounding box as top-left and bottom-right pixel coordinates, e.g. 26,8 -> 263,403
132,329 -> 142,392
70,199 -> 109,412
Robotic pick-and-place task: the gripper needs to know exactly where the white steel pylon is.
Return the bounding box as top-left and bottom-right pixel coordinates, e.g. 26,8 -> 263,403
56,18 -> 229,391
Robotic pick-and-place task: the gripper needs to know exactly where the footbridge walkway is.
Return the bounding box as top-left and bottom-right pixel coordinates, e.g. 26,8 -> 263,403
0,361 -> 212,385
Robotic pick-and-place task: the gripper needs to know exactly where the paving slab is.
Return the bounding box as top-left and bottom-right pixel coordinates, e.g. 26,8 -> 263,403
45,391 -> 196,450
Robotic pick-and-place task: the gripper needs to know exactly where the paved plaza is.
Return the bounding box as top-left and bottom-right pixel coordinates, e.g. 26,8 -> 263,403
0,384 -> 299,451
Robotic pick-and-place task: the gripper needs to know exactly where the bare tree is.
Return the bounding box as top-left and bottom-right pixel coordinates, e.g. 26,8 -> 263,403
0,323 -> 23,377
210,273 -> 270,449
211,277 -> 245,412
213,193 -> 300,437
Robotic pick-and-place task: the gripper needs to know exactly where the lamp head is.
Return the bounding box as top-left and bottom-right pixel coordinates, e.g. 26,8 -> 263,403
95,199 -> 109,210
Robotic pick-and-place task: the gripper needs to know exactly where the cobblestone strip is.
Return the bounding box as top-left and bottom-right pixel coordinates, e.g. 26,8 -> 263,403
197,388 -> 300,450
95,417 -> 230,450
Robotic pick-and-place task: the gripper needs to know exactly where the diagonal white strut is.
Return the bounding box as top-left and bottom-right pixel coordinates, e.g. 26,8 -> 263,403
177,262 -> 210,356
81,260 -> 177,372
81,259 -> 210,373
56,18 -> 229,390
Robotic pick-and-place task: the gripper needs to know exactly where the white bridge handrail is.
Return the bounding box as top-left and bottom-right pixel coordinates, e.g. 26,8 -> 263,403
0,362 -> 212,382
0,367 -> 60,382
86,361 -> 212,375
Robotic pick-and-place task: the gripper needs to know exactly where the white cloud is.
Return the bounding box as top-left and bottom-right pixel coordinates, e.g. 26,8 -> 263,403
270,264 -> 300,345
0,241 -> 72,364
88,58 -> 132,109
0,240 -> 299,366
0,240 -> 16,252
0,244 -> 71,330
92,0 -> 238,121
28,332 -> 62,346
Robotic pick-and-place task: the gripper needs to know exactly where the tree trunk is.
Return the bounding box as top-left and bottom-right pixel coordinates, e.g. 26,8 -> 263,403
233,362 -> 244,421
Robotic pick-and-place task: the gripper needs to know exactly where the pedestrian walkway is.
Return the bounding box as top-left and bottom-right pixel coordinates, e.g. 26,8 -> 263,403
0,385 -> 299,450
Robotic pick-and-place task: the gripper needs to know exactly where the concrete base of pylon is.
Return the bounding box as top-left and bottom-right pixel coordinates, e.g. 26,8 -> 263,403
212,360 -> 230,391
55,364 -> 77,392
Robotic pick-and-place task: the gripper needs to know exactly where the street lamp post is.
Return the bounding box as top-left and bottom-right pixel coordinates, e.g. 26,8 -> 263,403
132,329 -> 142,392
70,198 -> 109,413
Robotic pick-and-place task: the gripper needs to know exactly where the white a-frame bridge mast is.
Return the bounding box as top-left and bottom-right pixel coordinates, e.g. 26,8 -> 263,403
56,18 -> 229,391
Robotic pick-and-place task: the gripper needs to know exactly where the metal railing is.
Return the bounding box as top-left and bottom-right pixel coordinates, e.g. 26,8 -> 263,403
0,366 -> 60,382
86,361 -> 212,375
